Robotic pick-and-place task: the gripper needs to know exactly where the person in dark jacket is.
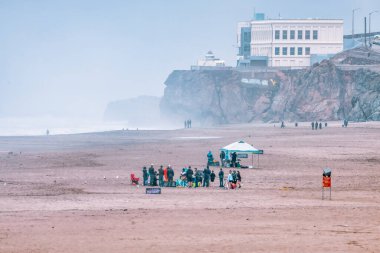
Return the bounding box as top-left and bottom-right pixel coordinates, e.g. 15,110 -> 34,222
236,171 -> 242,188
186,166 -> 194,187
220,151 -> 226,167
218,168 -> 224,187
158,165 -> 164,187
311,122 -> 315,130
319,122 -> 322,129
167,165 -> 174,187
210,170 -> 216,183
203,166 -> 211,187
194,168 -> 202,187
142,166 -> 148,186
148,164 -> 155,186
231,152 -> 237,167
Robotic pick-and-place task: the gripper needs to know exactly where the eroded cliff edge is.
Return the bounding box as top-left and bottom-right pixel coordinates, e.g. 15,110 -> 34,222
160,49 -> 380,125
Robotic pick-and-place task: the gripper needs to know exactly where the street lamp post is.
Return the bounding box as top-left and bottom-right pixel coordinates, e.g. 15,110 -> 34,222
352,8 -> 360,38
369,10 -> 379,35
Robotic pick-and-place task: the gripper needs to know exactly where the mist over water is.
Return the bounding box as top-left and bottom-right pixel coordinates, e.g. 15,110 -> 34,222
0,117 -> 129,136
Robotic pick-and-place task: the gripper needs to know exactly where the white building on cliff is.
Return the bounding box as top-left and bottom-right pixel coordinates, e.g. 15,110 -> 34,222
237,14 -> 344,68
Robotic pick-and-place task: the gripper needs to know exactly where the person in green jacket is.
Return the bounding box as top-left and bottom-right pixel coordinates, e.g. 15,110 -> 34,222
142,166 -> 148,186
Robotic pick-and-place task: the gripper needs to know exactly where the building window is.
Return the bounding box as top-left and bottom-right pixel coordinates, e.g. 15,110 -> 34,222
297,30 -> 303,39
290,30 -> 295,40
282,47 -> 288,55
275,30 -> 280,40
282,30 -> 288,40
313,30 -> 318,40
297,47 -> 303,55
290,47 -> 295,55
305,30 -> 310,40
275,47 -> 280,55
305,47 -> 311,55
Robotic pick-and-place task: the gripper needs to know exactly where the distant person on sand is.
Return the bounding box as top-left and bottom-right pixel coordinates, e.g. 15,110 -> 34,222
194,168 -> 201,187
142,167 -> 148,186
315,121 -> 318,130
219,168 -> 224,187
281,121 -> 285,128
220,150 -> 225,167
231,152 -> 237,167
319,122 -> 322,129
167,165 -> 174,187
325,122 -> 328,127
158,165 -> 164,187
311,122 -> 315,130
186,166 -> 193,187
210,170 -> 216,184
184,120 -> 187,129
46,129 -> 50,135
148,164 -> 155,186
227,170 -> 233,189
203,166 -> 211,187
163,166 -> 168,186
207,151 -> 214,165
236,171 -> 242,188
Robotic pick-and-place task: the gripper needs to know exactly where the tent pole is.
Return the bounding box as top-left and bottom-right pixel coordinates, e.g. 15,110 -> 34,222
251,153 -> 253,168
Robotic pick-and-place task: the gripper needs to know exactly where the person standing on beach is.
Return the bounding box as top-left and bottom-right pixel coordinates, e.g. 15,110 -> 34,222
167,165 -> 174,187
142,166 -> 148,186
158,165 -> 164,187
163,166 -> 168,186
311,122 -> 314,130
219,150 -> 225,167
236,171 -> 242,188
194,168 -> 201,187
227,170 -> 233,189
218,168 -> 224,187
231,152 -> 237,168
186,166 -> 193,187
203,166 -> 211,187
210,170 -> 216,184
319,122 -> 322,129
148,164 -> 155,186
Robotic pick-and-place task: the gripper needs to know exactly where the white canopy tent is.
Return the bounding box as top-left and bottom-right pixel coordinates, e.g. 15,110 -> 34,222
220,140 -> 263,168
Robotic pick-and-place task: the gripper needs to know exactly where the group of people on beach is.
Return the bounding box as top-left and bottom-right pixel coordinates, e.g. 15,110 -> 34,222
142,164 -> 242,190
184,119 -> 192,128
311,121 -> 327,130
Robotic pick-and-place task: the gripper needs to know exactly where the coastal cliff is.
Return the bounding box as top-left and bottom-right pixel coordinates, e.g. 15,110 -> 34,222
160,48 -> 380,125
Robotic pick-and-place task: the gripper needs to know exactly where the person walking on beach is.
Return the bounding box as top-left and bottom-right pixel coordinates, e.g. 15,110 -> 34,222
218,168 -> 224,188
311,122 -> 314,130
142,166 -> 148,186
315,121 -> 318,130
158,165 -> 164,187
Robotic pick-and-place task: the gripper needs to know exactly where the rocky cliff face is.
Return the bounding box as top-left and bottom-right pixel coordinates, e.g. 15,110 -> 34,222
160,48 -> 380,125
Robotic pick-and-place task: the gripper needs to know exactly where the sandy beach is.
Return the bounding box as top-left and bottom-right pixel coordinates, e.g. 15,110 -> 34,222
0,122 -> 379,253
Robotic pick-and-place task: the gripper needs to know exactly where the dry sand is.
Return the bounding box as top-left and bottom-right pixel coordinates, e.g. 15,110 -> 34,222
0,122 -> 379,253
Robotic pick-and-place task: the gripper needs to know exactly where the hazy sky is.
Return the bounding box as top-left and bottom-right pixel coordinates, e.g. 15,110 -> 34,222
1,0 -> 379,119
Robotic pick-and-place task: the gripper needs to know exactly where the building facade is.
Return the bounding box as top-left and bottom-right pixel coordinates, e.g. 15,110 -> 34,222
237,18 -> 344,67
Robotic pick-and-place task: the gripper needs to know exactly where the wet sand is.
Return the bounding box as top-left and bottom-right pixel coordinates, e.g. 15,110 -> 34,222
0,122 -> 380,253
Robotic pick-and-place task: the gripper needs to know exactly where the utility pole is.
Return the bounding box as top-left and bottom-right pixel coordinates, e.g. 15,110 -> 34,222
364,17 -> 367,48
352,8 -> 360,38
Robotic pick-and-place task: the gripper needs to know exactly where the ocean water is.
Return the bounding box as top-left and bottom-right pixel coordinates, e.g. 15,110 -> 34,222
0,117 -> 130,136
